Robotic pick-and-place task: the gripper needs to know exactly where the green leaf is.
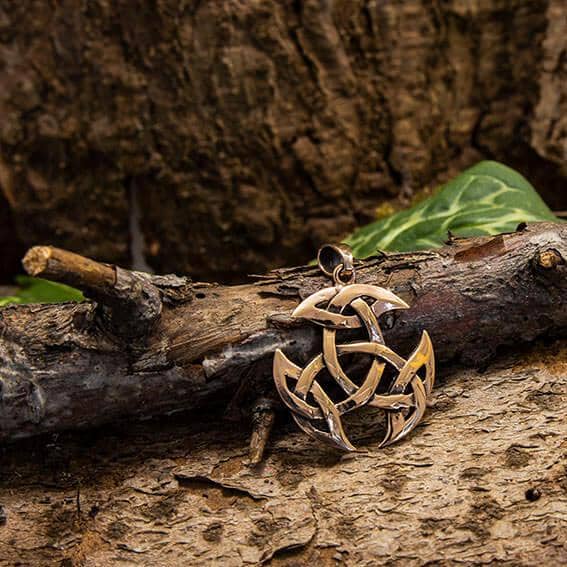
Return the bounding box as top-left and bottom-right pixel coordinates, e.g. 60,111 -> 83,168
0,276 -> 83,307
0,296 -> 22,307
346,161 -> 560,258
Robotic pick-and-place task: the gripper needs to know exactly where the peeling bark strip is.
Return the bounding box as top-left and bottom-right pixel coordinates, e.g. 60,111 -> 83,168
0,223 -> 565,442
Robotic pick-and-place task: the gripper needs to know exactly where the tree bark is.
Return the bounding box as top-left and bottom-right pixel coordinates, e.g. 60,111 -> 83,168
0,341 -> 565,565
0,222 -> 565,444
0,0 -> 565,282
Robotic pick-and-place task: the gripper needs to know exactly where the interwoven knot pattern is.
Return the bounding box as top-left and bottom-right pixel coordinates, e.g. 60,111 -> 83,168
273,284 -> 435,450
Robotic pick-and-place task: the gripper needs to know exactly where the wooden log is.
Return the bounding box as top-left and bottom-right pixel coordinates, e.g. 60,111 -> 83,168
0,222 -> 565,442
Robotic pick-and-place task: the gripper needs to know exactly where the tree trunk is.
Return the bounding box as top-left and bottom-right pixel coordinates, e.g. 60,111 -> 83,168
0,0 -> 565,282
0,222 -> 565,444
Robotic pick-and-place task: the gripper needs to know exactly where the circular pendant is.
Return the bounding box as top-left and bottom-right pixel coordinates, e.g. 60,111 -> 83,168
273,245 -> 435,451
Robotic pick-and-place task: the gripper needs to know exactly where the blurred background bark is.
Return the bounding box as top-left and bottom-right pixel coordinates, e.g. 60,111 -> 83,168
0,0 -> 565,282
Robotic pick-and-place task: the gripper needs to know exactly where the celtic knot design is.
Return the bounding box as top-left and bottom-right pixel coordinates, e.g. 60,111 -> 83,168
273,284 -> 435,451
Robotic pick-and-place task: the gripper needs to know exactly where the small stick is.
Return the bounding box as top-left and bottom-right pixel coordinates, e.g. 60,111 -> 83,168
23,246 -> 116,291
249,399 -> 277,465
22,246 -> 162,337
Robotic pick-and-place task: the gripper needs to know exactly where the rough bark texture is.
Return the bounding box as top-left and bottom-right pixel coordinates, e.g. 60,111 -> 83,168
0,0 -> 565,282
0,223 -> 565,444
0,342 -> 565,565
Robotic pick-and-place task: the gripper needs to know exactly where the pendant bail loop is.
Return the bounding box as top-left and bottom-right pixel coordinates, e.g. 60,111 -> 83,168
317,244 -> 355,285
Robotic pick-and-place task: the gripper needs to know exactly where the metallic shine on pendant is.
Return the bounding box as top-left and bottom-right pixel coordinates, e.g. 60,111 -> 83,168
273,244 -> 435,451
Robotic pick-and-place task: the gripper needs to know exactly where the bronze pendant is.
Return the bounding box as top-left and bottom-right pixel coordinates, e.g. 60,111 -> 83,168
273,244 -> 435,451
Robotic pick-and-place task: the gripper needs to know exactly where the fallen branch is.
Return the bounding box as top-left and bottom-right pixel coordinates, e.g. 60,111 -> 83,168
0,223 -> 565,447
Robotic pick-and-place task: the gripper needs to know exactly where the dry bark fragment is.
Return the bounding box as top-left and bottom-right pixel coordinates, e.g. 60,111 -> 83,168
0,342 -> 565,565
